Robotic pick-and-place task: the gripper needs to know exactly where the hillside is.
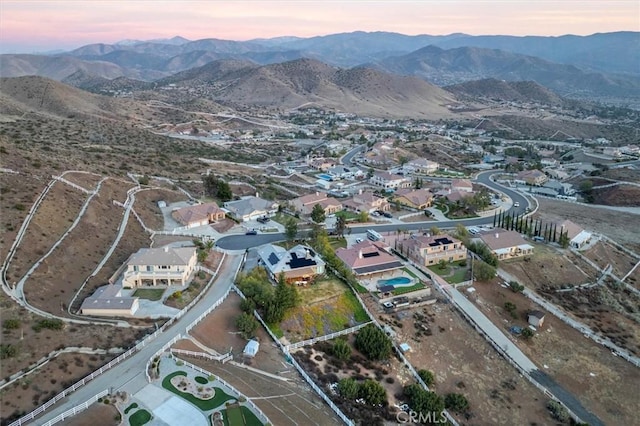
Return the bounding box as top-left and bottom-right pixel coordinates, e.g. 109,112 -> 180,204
445,78 -> 566,106
0,76 -> 147,120
157,58 -> 457,118
371,45 -> 640,101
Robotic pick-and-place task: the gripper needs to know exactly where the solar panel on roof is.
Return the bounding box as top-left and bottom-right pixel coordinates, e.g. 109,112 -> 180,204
268,252 -> 280,265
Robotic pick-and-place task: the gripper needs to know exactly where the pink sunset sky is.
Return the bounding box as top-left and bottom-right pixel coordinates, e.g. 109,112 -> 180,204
1,0 -> 638,53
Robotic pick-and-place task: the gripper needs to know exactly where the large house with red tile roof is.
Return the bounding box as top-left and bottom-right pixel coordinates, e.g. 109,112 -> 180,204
393,188 -> 434,210
343,191 -> 390,213
336,240 -> 403,277
171,202 -> 225,228
290,192 -> 343,216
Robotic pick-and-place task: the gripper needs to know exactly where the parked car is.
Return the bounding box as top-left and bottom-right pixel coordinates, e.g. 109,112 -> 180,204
245,230 -> 258,235
382,212 -> 393,218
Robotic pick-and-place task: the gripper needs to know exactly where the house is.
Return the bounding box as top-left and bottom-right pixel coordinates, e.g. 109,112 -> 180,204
557,220 -> 592,249
290,192 -> 343,216
122,246 -> 197,288
528,311 -> 546,328
223,196 -> 279,222
336,240 -> 403,278
451,179 -> 473,193
393,188 -> 434,210
343,191 -> 390,213
478,229 -> 534,260
171,202 -> 225,228
327,165 -> 355,180
257,244 -> 325,285
369,171 -> 412,190
243,339 -> 259,357
443,189 -> 473,203
404,158 -> 439,174
308,157 -> 336,171
516,170 -> 548,186
80,284 -> 139,317
403,234 -> 467,266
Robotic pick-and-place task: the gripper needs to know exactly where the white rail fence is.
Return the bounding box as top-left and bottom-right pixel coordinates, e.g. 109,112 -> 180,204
168,355 -> 271,426
170,348 -> 233,363
284,322 -> 373,351
40,389 -> 109,426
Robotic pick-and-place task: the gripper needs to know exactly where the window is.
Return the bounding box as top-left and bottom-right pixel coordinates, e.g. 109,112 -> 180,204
159,265 -> 169,270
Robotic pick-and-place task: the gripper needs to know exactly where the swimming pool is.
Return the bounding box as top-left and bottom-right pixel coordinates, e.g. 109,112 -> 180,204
317,174 -> 333,181
378,276 -> 413,288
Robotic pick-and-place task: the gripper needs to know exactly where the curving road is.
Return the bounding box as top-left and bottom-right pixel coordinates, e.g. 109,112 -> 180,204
217,169 -> 529,250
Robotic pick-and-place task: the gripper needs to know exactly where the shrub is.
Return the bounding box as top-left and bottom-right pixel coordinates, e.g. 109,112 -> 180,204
547,400 -> 570,423
445,393 -> 469,413
354,324 -> 392,361
337,378 -> 359,400
235,313 -> 258,339
3,319 -> 20,330
32,319 -> 64,332
331,339 -> 352,361
359,379 -> 387,405
417,369 -> 435,387
0,344 -> 19,359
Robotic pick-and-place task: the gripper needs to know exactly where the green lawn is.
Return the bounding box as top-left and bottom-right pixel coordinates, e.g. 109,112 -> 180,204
132,288 -> 165,301
195,376 -> 208,384
271,212 -> 300,226
392,282 -> 426,295
428,262 -> 470,284
329,238 -> 347,250
124,403 -> 138,415
222,406 -> 264,426
162,371 -> 236,410
336,210 -> 359,220
129,409 -> 152,426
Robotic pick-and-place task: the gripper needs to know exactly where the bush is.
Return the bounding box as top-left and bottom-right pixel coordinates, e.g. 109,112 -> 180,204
331,339 -> 352,361
417,369 -> 435,387
445,393 -> 469,413
32,319 -> 64,332
509,281 -> 525,293
337,378 -> 359,400
0,344 -> 19,359
235,313 -> 258,339
521,328 -> 534,339
358,379 -> 387,405
3,319 -> 20,330
354,324 -> 392,361
547,400 -> 570,423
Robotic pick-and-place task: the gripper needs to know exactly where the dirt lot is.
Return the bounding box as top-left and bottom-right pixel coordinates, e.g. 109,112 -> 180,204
180,356 -> 341,426
188,292 -> 288,374
62,172 -> 105,191
6,181 -> 87,282
63,401 -> 120,426
534,198 -> 640,252
23,178 -> 134,315
501,243 -> 597,290
0,353 -> 109,425
0,292 -> 149,383
133,188 -> 187,230
363,298 -> 553,425
0,173 -> 43,262
470,281 -> 640,426
582,240 -> 637,278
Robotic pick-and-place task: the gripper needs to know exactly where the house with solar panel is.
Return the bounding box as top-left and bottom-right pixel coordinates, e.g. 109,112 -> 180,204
257,244 -> 326,285
335,240 -> 404,280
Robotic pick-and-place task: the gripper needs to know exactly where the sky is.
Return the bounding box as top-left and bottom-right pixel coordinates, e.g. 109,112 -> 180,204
1,0 -> 638,53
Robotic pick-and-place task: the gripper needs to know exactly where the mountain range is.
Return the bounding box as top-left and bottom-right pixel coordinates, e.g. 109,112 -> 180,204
0,31 -> 639,105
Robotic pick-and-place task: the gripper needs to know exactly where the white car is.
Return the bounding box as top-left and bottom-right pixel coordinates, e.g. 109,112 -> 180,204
513,202 -> 520,207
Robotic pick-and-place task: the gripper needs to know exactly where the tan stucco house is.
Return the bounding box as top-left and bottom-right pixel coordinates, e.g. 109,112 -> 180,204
122,246 -> 197,288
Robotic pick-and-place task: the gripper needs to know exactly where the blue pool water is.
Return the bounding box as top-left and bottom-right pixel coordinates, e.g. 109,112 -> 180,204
378,276 -> 413,288
317,174 -> 333,181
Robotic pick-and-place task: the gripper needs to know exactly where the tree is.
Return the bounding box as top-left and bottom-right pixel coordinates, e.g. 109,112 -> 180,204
359,379 -> 387,405
203,175 -> 233,201
354,324 -> 392,361
558,230 -> 570,249
473,260 -> 496,281
521,327 -> 534,339
504,302 -> 517,318
311,203 -> 326,224
429,226 -> 441,236
284,217 -> 298,242
337,378 -> 359,400
417,369 -> 435,387
331,339 -> 351,361
335,214 -> 347,237
445,393 -> 469,413
357,211 -> 369,223
438,259 -> 447,271
239,298 -> 256,313
138,175 -> 150,185
235,313 -> 258,339
508,281 -> 525,293
404,384 -> 445,417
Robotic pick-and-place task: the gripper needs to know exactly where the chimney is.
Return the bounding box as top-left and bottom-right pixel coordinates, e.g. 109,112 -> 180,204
358,250 -> 363,259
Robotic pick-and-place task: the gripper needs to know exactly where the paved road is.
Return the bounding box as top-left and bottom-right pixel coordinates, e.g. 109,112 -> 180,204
29,254 -> 243,425
217,170 -> 529,250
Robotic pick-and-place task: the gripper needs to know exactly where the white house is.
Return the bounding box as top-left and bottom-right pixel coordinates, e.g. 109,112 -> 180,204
223,196 -> 279,222
370,171 -> 411,190
122,246 -> 197,288
404,158 -> 439,174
